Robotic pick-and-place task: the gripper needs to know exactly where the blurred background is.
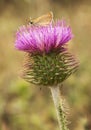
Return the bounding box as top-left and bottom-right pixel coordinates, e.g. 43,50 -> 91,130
0,0 -> 91,130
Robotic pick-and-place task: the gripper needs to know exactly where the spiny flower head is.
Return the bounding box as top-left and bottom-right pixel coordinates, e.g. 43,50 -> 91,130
15,20 -> 79,86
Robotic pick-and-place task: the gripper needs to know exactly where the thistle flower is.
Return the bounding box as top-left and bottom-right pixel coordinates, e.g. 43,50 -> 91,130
15,20 -> 78,86
15,21 -> 73,54
15,17 -> 79,130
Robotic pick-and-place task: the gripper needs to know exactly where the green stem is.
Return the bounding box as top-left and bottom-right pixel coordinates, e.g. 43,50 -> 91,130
50,85 -> 69,130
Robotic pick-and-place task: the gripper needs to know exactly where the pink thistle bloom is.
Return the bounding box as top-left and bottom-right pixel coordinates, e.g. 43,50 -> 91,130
15,20 -> 73,54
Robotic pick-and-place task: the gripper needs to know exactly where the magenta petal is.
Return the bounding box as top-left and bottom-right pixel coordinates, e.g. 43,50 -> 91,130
15,20 -> 73,54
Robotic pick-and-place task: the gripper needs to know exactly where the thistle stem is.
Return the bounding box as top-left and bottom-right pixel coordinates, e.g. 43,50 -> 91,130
49,85 -> 69,130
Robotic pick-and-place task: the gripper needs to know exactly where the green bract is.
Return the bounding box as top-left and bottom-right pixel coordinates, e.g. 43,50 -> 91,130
22,48 -> 78,86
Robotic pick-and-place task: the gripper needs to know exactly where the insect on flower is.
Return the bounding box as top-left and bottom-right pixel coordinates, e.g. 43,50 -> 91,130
15,13 -> 79,86
28,11 -> 53,26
